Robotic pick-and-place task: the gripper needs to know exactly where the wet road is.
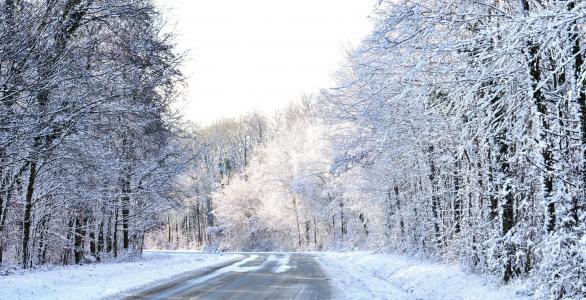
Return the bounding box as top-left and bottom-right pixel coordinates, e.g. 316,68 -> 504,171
125,253 -> 331,300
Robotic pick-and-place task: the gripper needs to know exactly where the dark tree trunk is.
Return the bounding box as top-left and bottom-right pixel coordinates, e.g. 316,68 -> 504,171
393,186 -> 404,235
89,229 -> 96,258
0,170 -> 14,264
487,147 -> 498,221
167,215 -> 172,243
121,200 -> 129,249
428,146 -> 441,246
492,89 -> 515,282
339,197 -> 347,236
97,220 -> 104,262
195,206 -> 202,245
113,207 -> 118,257
22,161 -> 36,268
121,173 -> 131,250
36,218 -> 46,265
313,216 -> 318,246
74,218 -> 86,264
205,196 -> 214,242
453,160 -> 462,235
175,220 -> 179,246
331,214 -> 336,241
498,132 -> 516,283
305,220 -> 311,245
106,215 -> 112,253
359,213 -> 369,236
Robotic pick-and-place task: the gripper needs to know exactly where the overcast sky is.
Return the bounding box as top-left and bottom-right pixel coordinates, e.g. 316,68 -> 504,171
156,0 -> 375,124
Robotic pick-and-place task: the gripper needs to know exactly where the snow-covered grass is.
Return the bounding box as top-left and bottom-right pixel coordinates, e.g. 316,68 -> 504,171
316,252 -> 530,300
0,251 -> 243,300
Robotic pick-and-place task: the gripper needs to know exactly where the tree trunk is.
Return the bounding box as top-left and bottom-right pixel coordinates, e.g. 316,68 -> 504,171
339,197 -> 347,236
167,215 -> 172,244
22,161 -> 36,268
62,219 -> 74,265
393,186 -> 403,236
121,172 -> 131,250
359,213 -> 369,236
453,160 -> 462,235
498,132 -> 516,283
305,220 -> 311,245
521,0 -> 555,235
97,220 -> 104,262
89,228 -> 96,259
74,217 -> 86,264
113,207 -> 119,257
428,146 -> 441,247
569,0 -> 585,226
106,214 -> 112,253
313,216 -> 318,247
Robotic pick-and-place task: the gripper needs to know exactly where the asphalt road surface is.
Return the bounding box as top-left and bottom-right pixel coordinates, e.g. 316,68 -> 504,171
125,253 -> 332,300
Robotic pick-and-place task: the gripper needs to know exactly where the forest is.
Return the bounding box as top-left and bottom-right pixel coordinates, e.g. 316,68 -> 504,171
0,0 -> 188,267
1,0 -> 586,300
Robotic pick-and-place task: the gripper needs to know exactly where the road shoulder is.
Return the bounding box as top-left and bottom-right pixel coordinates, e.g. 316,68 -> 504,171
315,252 -> 530,300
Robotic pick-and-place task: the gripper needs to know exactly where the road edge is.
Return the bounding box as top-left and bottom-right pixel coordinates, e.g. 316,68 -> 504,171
103,254 -> 246,300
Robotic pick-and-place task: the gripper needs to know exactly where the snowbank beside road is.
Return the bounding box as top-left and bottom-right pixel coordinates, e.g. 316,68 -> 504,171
0,251 -> 243,300
316,252 -> 530,300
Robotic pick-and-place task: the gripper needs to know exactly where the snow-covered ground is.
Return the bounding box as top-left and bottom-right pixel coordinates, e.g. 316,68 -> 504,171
316,252 -> 530,300
0,251 -> 243,300
0,251 -> 534,300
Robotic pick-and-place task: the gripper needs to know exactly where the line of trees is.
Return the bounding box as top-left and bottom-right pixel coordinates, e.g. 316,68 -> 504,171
189,1 -> 585,299
144,113 -> 270,250
0,0 -> 187,268
324,0 -> 586,297
205,100 -> 387,253
212,100 -> 349,251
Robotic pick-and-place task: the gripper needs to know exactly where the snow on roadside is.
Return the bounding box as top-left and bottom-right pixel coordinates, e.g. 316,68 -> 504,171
316,252 -> 530,300
0,251 -> 243,300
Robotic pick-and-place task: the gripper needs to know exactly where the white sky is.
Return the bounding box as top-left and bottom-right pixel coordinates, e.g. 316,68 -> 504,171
156,0 -> 375,124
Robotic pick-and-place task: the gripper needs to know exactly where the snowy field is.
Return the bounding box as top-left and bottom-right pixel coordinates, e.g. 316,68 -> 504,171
0,251 -> 243,300
316,252 -> 530,300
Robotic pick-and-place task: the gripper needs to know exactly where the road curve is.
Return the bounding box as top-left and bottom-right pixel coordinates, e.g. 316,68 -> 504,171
125,253 -> 331,300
